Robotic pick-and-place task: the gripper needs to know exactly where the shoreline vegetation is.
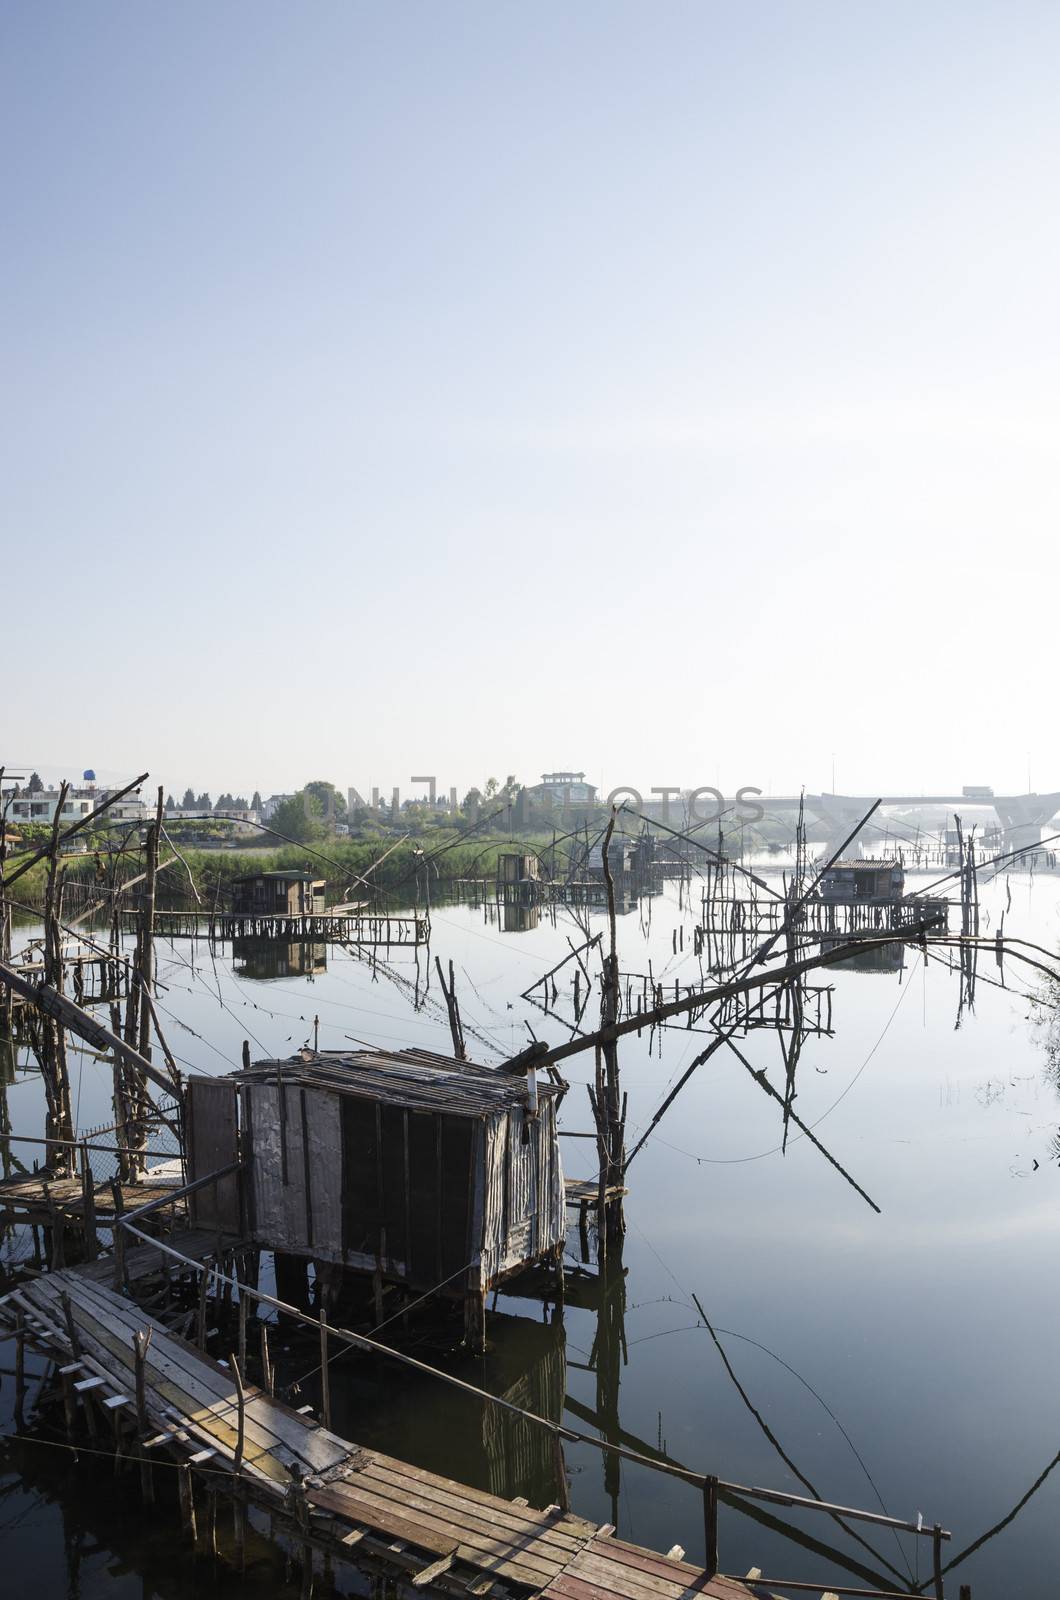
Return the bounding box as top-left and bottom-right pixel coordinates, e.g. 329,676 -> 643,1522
4,791 -> 794,914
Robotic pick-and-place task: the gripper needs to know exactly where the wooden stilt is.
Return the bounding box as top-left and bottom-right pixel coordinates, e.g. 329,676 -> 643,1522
231,1351 -> 246,1473
319,1309 -> 331,1430
80,1141 -> 97,1261
238,1288 -> 248,1374
233,1486 -> 247,1574
550,1429 -> 570,1512
109,1179 -> 126,1292
133,1326 -> 154,1505
207,1488 -> 218,1561
260,1320 -> 274,1396
197,1269 -> 209,1349
703,1475 -> 719,1578
178,1462 -> 197,1544
60,1366 -> 77,1437
463,1289 -> 486,1354
14,1310 -> 25,1424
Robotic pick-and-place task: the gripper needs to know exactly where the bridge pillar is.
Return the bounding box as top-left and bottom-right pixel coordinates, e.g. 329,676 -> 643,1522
803,794 -> 877,860
991,793 -> 1060,852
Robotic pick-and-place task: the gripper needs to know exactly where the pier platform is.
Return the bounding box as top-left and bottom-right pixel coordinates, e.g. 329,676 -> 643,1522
1,1250 -> 755,1599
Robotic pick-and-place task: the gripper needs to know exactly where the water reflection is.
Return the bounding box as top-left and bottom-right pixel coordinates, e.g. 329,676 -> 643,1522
820,936 -> 906,974
232,938 -> 328,980
325,1308 -> 568,1506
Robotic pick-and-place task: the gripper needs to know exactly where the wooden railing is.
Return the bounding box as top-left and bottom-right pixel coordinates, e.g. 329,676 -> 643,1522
116,1164 -> 953,1598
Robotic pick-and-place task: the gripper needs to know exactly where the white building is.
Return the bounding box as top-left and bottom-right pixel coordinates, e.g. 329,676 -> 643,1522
260,794 -> 294,821
5,789 -> 96,825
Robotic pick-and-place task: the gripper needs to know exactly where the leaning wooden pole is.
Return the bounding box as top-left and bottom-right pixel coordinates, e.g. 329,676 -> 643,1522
40,784 -> 76,1168
126,787 -> 165,1181
597,809 -> 625,1246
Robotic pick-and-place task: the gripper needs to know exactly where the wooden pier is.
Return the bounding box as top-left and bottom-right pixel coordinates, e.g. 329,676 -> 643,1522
695,893 -> 949,948
123,908 -> 430,945
2,1244 -> 758,1600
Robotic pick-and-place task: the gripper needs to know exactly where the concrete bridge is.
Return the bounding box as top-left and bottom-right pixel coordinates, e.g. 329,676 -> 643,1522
754,791 -> 1060,856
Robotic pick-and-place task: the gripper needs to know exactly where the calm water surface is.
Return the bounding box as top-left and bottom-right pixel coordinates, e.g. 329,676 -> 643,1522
3,858 -> 1060,1597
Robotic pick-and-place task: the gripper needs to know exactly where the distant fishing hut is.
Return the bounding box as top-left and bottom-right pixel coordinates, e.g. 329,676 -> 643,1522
185,1046 -> 566,1348
231,869 -> 326,917
496,852 -> 540,889
819,858 -> 904,904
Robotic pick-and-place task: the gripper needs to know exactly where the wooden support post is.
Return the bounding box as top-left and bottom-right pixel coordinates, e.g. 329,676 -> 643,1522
703,1475 -> 719,1578
231,1351 -> 245,1473
80,1141 -> 98,1261
238,1289 -> 248,1376
260,1319 -> 274,1396
60,1366 -> 77,1438
50,1201 -> 66,1270
933,1524 -> 945,1600
133,1327 -> 154,1505
207,1488 -> 218,1561
14,1309 -> 25,1424
178,1462 -> 197,1544
551,1430 -> 570,1513
109,1179 -> 126,1292
197,1268 -> 209,1350
464,1289 -> 486,1355
578,1200 -> 590,1264
233,1486 -> 247,1574
319,1309 -> 331,1431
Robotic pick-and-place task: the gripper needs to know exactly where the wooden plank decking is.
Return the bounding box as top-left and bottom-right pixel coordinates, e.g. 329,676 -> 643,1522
0,1170 -> 183,1227
1,1250 -> 756,1600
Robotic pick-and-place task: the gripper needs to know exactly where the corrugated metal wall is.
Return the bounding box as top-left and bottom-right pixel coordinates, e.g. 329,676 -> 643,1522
242,1080 -> 564,1294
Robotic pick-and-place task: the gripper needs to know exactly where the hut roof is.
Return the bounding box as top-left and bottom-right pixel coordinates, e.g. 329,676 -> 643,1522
241,1046 -> 561,1118
827,858 -> 901,871
231,869 -> 319,884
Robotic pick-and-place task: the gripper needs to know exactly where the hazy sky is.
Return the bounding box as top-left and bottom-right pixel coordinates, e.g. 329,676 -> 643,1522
3,3 -> 1058,801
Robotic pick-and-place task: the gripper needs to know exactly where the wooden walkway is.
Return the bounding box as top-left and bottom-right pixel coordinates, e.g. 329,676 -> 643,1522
0,1170 -> 182,1228
126,909 -> 430,945
2,1253 -> 755,1599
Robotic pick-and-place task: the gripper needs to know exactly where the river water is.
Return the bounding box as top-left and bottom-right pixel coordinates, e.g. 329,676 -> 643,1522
2,857 -> 1059,1598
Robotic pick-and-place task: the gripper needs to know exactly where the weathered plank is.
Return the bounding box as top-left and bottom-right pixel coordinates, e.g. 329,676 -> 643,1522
310,1480 -> 565,1588
359,1457 -> 592,1553
51,1270 -> 350,1467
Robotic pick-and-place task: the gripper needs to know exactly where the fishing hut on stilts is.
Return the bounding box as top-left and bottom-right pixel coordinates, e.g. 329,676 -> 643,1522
186,1046 -> 568,1352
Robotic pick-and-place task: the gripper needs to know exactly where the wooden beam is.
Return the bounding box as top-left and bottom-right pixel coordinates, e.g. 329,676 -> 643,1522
0,959 -> 178,1097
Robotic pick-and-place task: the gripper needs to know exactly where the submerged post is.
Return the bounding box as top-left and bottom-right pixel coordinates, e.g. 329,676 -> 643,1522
552,1428 -> 570,1513
703,1475 -> 719,1578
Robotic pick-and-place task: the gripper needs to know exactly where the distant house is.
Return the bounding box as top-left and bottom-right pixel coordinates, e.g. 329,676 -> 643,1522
261,794 -> 294,822
820,859 -> 905,903
528,771 -> 597,807
231,870 -> 326,916
6,789 -> 96,826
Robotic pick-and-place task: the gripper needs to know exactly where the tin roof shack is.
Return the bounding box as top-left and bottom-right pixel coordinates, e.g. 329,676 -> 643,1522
587,837 -> 633,877
231,870 -> 326,917
820,859 -> 905,904
215,1046 -> 566,1350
